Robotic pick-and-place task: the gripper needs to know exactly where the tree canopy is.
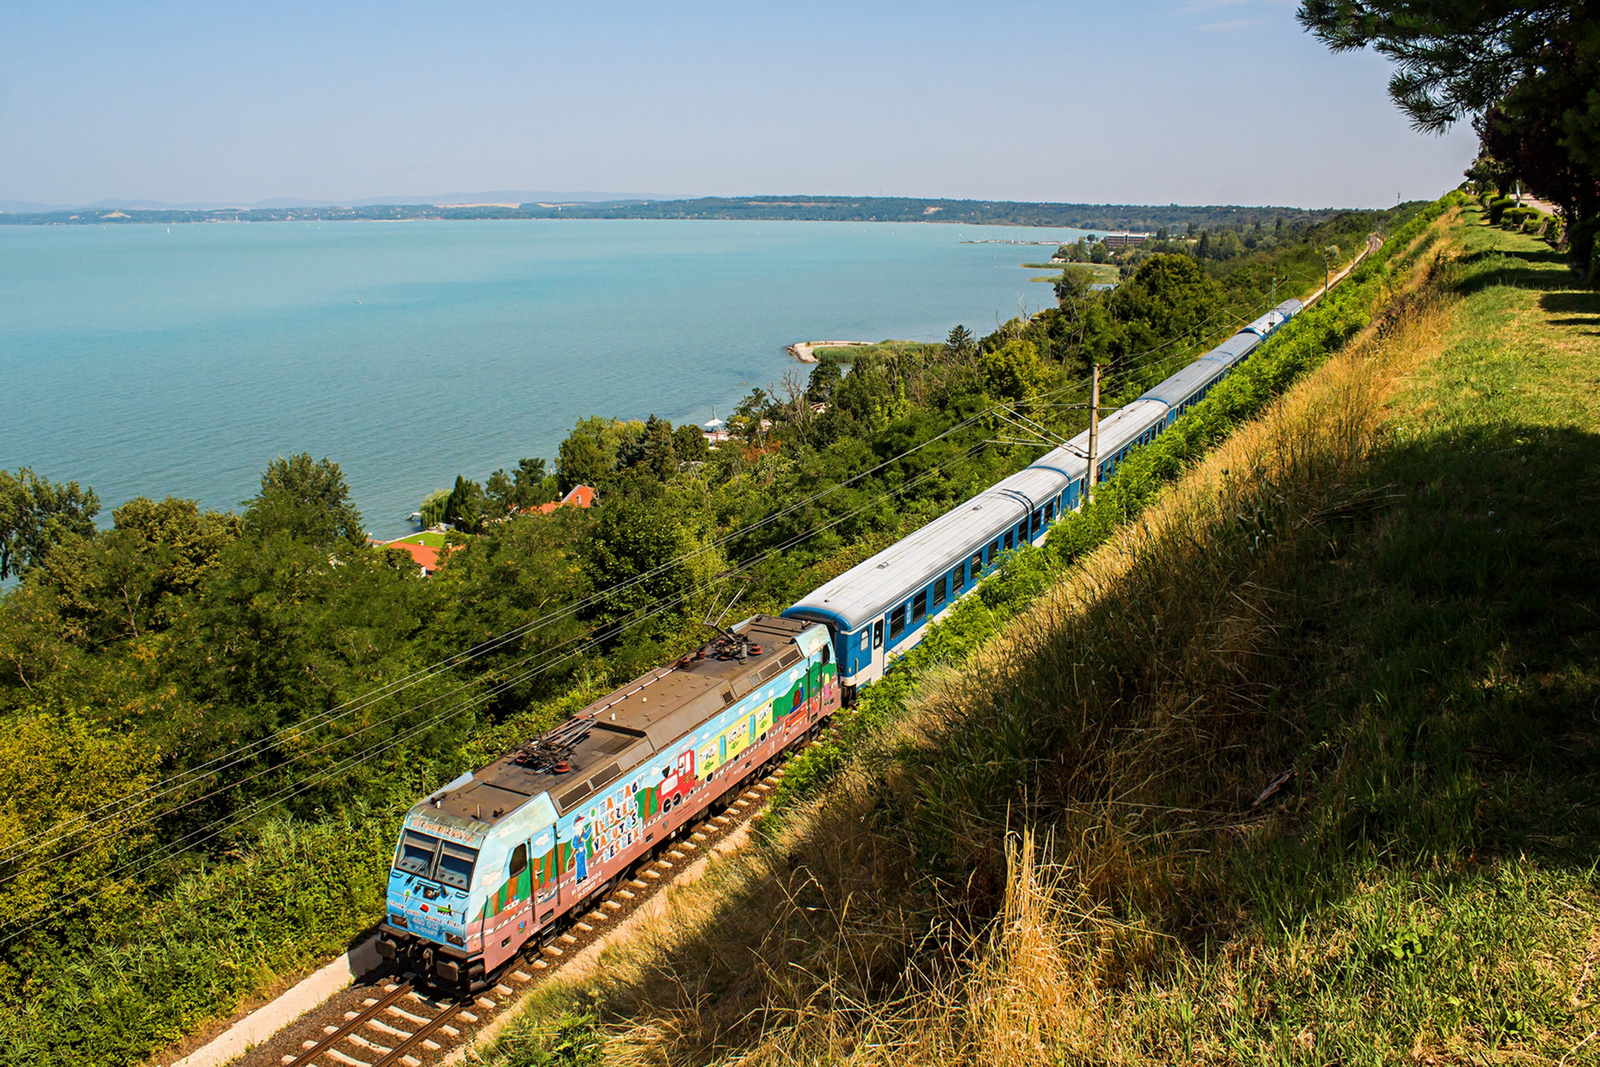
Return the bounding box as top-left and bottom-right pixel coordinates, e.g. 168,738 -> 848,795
0,468 -> 99,579
1299,2 -> 1600,260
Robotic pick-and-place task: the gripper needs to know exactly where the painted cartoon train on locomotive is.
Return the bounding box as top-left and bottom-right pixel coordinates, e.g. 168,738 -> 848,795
784,298 -> 1302,687
377,615 -> 840,989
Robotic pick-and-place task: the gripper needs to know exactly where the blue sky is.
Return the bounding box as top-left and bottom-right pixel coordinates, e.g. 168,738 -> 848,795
0,0 -> 1478,208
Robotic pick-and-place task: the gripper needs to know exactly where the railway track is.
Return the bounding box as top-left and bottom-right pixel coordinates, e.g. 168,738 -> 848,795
245,763 -> 795,1067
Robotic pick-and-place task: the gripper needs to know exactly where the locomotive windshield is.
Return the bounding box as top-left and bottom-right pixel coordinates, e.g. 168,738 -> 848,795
397,830 -> 439,875
393,830 -> 479,888
435,844 -> 478,889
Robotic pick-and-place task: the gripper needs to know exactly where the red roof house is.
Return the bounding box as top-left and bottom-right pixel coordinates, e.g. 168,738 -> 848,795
535,484 -> 598,515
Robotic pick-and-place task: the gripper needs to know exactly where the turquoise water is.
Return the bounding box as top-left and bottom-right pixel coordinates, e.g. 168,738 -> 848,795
0,219 -> 1083,537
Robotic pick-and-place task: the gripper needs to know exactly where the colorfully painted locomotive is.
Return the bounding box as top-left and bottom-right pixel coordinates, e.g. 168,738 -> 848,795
381,299 -> 1302,990
377,615 -> 839,988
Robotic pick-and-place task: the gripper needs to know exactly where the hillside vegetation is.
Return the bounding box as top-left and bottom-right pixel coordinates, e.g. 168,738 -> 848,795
482,201 -> 1600,1063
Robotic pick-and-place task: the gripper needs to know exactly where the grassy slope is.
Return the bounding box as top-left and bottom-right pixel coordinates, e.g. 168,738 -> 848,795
477,207 -> 1600,1064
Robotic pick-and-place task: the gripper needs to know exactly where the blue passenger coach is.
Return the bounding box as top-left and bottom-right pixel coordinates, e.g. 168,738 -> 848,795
784,299 -> 1302,692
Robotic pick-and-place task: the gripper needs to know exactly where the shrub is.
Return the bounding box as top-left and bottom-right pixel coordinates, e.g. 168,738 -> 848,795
1499,206 -> 1538,230
1486,196 -> 1517,225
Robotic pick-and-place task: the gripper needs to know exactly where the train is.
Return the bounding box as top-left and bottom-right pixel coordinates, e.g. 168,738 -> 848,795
375,297 -> 1304,990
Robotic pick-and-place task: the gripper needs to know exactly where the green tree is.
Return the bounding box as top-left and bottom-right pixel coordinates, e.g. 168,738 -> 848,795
40,497 -> 241,644
245,454 -> 365,550
515,457 -> 557,505
558,417 -> 634,493
1298,2 -> 1600,250
581,501 -> 700,650
0,468 -> 100,579
443,475 -> 486,533
1109,253 -> 1225,343
418,488 -> 450,528
977,339 -> 1050,405
1297,1 -> 1583,132
637,415 -> 678,482
672,424 -> 710,463
944,325 -> 976,360
807,360 -> 843,402
485,469 -> 518,518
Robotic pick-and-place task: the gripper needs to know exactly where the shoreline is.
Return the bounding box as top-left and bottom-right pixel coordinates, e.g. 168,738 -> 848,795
787,339 -> 872,363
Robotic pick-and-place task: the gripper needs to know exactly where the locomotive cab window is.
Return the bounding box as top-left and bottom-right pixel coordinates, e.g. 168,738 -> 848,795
397,831 -> 440,876
435,844 -> 479,890
509,843 -> 528,878
821,643 -> 831,664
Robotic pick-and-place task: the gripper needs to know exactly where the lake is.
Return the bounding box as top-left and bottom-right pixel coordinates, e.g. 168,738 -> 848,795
0,219 -> 1085,538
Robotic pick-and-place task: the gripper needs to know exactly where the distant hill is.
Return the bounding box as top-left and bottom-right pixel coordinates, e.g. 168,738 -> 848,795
0,195 -> 1350,232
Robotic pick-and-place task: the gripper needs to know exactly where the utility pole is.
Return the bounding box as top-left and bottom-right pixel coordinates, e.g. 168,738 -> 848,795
1085,362 -> 1100,506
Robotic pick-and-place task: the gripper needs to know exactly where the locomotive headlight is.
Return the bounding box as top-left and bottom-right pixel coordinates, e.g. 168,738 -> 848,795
446,932 -> 465,946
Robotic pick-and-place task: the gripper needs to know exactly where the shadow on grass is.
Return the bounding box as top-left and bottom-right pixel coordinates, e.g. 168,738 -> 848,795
1276,419 -> 1600,897
1541,289 -> 1600,333
1448,242 -> 1578,297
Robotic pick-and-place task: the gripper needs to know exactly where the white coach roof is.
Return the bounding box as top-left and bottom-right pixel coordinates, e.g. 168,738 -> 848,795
787,485 -> 1030,632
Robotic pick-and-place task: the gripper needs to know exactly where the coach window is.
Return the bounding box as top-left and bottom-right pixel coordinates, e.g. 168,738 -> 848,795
988,539 -> 999,562
933,577 -> 947,608
873,620 -> 884,649
889,605 -> 907,639
954,564 -> 966,593
1005,529 -> 1015,551
1045,501 -> 1055,523
860,631 -> 871,652
970,552 -> 982,578
912,590 -> 927,620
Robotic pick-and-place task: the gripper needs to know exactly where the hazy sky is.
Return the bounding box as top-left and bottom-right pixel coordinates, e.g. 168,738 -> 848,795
0,0 -> 1478,208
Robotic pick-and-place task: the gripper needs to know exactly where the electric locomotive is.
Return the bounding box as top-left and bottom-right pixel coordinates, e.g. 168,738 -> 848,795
377,615 -> 839,990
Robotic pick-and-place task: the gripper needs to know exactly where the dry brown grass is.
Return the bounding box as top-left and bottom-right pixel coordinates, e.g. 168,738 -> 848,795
485,233 -> 1469,1066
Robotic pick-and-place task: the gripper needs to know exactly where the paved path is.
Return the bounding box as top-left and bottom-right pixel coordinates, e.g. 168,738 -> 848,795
168,937 -> 386,1067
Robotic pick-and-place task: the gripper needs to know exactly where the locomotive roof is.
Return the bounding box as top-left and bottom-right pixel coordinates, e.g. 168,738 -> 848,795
413,614 -> 820,830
